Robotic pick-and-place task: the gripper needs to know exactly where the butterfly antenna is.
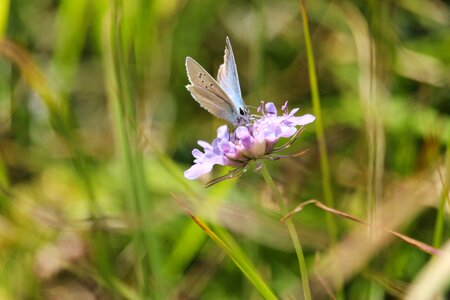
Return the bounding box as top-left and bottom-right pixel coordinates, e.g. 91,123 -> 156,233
245,105 -> 260,114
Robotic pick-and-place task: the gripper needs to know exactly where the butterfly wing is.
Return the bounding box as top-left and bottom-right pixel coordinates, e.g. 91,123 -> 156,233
217,37 -> 245,110
186,57 -> 238,124
186,85 -> 236,122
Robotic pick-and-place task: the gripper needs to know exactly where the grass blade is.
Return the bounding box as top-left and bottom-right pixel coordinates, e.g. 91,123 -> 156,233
175,195 -> 277,300
299,0 -> 337,242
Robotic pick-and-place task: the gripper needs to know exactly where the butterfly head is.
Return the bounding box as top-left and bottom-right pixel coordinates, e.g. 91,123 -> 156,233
234,106 -> 251,126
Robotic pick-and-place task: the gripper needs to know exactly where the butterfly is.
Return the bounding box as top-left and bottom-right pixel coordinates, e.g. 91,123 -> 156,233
185,37 -> 250,126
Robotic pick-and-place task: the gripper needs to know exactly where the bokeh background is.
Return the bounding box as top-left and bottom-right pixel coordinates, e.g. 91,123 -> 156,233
0,0 -> 449,299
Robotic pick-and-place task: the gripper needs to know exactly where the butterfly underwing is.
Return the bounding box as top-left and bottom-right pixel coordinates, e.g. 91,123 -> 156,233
185,37 -> 249,126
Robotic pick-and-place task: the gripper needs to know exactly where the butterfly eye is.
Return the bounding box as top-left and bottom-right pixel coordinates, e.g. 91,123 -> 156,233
239,108 -> 245,115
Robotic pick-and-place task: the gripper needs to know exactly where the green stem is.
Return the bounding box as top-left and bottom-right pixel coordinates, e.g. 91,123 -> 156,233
299,0 -> 337,243
433,134 -> 450,247
260,163 -> 311,300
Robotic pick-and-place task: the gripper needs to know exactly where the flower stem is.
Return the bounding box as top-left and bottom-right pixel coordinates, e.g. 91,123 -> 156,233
260,162 -> 312,300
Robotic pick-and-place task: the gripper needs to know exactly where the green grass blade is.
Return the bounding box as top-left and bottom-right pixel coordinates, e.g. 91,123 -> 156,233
299,0 -> 337,243
433,130 -> 450,247
51,0 -> 91,94
182,206 -> 277,300
101,2 -> 163,298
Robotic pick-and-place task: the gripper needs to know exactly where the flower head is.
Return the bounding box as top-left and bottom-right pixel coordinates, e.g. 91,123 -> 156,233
184,102 -> 315,183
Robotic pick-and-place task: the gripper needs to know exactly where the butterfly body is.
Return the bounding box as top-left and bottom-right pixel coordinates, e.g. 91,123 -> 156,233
186,37 -> 249,126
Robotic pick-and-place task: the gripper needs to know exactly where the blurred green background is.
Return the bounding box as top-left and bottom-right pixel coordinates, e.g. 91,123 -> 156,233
0,0 -> 449,299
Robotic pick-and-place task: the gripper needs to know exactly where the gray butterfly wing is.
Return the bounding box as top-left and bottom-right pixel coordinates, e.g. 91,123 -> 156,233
217,37 -> 245,110
186,56 -> 239,124
186,85 -> 237,123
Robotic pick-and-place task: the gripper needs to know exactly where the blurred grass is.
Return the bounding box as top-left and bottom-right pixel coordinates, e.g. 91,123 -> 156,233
0,0 -> 450,299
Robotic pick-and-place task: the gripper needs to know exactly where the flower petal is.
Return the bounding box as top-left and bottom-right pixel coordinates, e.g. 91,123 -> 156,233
265,102 -> 277,115
217,125 -> 229,140
184,163 -> 214,180
288,108 -> 299,116
291,114 -> 315,126
278,126 -> 297,138
235,126 -> 251,140
192,148 -> 204,159
197,140 -> 212,150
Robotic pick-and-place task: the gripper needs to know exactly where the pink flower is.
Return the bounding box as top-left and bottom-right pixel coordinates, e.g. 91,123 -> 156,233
184,102 -> 315,182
